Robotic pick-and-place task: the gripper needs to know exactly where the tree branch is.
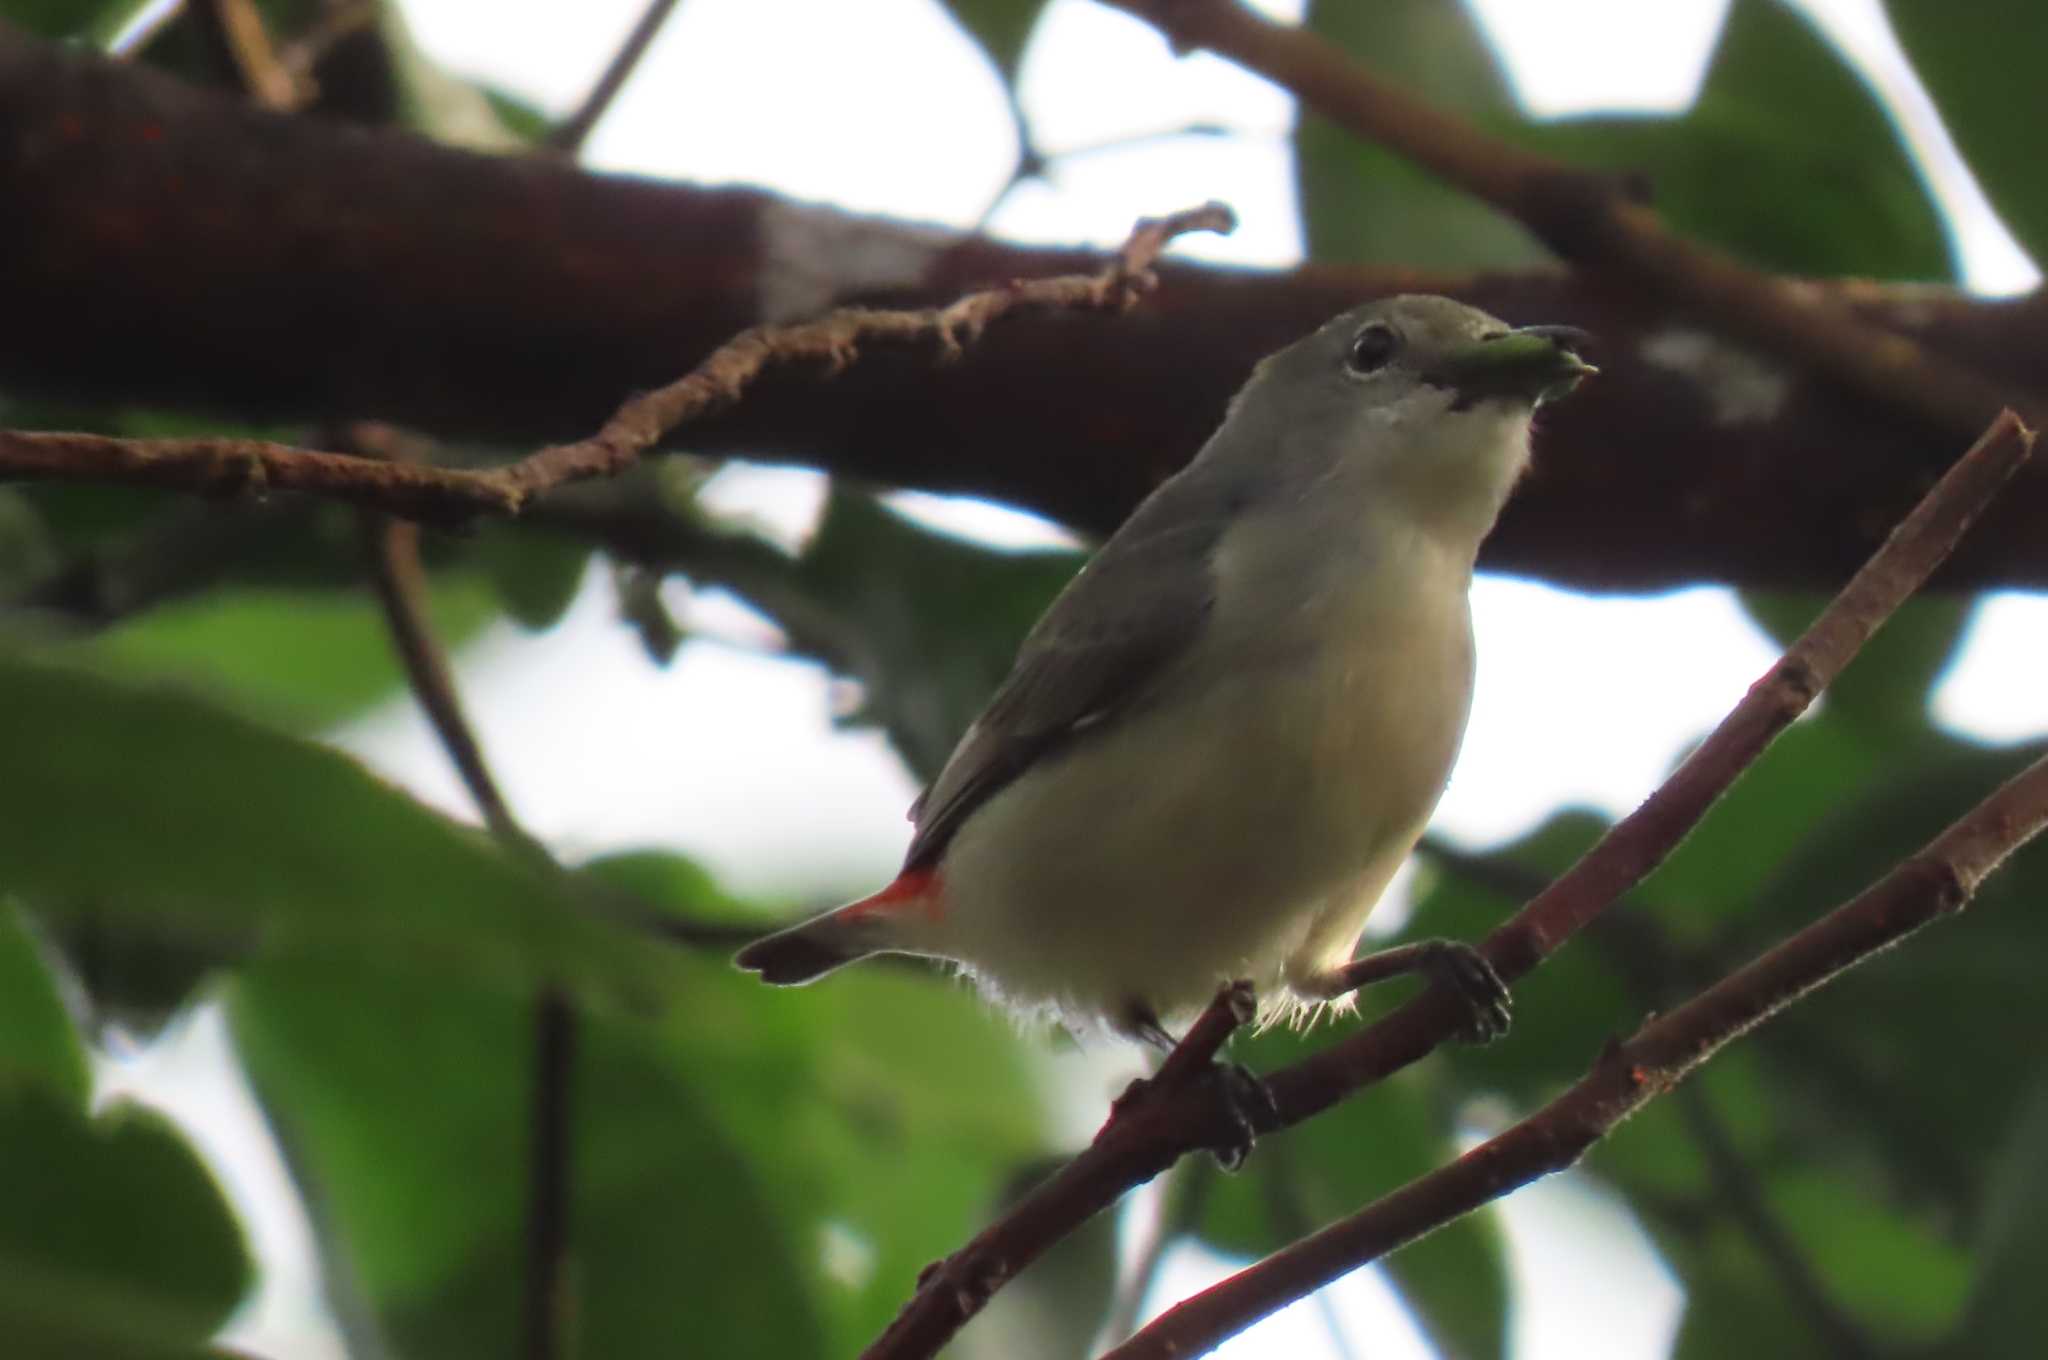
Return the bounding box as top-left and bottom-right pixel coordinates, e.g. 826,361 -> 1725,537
0,202 -> 1236,524
6,28 -> 2048,589
858,411 -> 2034,1360
1106,747 -> 2048,1358
1100,0 -> 2031,442
545,0 -> 681,155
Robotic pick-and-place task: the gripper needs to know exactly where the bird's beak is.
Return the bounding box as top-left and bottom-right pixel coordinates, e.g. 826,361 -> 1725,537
1427,324 -> 1597,406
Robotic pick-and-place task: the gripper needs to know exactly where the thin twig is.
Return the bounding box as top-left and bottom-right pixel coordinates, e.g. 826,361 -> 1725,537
192,0 -> 308,110
1106,748 -> 2048,1358
1100,0 -> 2029,440
524,991 -> 577,1360
362,517 -> 520,840
546,0 -> 682,154
858,411 -> 2033,1360
354,427 -> 574,1360
0,203 -> 1236,524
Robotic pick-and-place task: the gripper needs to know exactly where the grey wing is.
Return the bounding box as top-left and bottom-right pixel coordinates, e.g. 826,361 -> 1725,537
902,505 -> 1225,871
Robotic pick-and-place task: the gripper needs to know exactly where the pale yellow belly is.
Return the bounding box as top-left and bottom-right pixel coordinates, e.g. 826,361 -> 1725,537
931,627 -> 1471,1025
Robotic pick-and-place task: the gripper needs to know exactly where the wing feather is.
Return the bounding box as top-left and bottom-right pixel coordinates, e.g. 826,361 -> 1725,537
902,487 -> 1230,870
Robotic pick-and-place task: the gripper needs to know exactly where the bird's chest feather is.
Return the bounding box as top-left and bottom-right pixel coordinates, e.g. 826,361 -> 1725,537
1196,506 -> 1477,869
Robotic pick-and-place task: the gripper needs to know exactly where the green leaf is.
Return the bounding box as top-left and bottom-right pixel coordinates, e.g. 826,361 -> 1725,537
1522,0 -> 1950,279
1298,0 -> 1950,279
233,956 -> 823,1360
792,493 -> 1078,782
472,524 -> 590,631
68,576 -> 499,731
0,902 -> 89,1104
0,652 -> 670,1005
233,940 -> 1048,1357
1639,714 -> 1889,944
1766,1167 -> 1970,1342
1295,0 -> 1542,270
594,845 -> 1050,1348
1952,1069 -> 2048,1352
941,0 -> 1049,83
1883,0 -> 2048,267
0,0 -> 137,43
0,1087 -> 250,1357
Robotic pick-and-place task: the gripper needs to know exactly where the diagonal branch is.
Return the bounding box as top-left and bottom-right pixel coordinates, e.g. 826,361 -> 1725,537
1100,0 -> 2031,440
546,0 -> 682,154
0,201 -> 1233,524
1106,745 -> 2048,1358
858,410 -> 2034,1360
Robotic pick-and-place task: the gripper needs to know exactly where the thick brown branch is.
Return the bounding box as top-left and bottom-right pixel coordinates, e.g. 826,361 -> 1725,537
6,29 -> 2048,591
0,203 -> 1235,524
1102,0 -> 2029,443
1108,751 -> 2048,1358
859,413 -> 2033,1360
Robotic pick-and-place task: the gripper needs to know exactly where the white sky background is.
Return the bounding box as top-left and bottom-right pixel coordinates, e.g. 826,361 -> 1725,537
93,2 -> 2048,1358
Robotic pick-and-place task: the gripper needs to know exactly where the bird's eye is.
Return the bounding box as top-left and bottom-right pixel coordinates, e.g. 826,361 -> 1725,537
1345,323 -> 1400,375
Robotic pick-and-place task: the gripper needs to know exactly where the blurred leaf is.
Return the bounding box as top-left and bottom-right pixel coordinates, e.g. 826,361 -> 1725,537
473,525 -> 590,631
0,652 -> 672,1004
0,1087 -> 249,1356
580,848 -> 758,924
1883,0 -> 2048,267
1640,715 -> 1889,944
233,937 -> 1048,1356
0,902 -> 88,1104
377,2 -> 531,150
1739,592 -> 1968,731
1521,0 -> 1950,279
0,490 -> 58,596
1199,1029 -> 1508,1360
793,493 -> 1078,782
480,84 -> 553,143
1766,1167 -> 1970,1342
1753,739 -> 2048,1211
1296,0 -> 1541,269
1951,1069 -> 2048,1352
232,957 -> 822,1360
1668,1244 -> 1821,1358
1298,0 -> 1949,279
68,576 -> 499,731
39,905 -> 242,1040
0,0 -> 135,42
942,0 -> 1048,83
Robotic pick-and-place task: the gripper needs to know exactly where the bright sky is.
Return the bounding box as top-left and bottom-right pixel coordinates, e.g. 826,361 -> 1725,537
95,3 -> 2048,1359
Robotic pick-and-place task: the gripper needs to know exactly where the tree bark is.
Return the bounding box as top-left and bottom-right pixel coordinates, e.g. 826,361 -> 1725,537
4,26 -> 2046,592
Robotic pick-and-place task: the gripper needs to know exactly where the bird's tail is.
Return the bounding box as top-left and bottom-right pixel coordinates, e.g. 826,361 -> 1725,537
734,868 -> 939,985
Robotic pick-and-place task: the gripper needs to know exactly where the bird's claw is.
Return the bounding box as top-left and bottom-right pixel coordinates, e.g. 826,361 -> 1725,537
1422,940 -> 1512,1043
1207,1062 -> 1279,1172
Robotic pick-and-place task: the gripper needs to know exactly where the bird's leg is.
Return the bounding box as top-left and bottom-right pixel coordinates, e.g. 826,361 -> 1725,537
1104,981 -> 1277,1171
1306,939 -> 1512,1043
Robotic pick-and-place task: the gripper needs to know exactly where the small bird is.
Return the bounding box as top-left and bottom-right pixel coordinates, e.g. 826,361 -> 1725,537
738,296 -> 1592,1045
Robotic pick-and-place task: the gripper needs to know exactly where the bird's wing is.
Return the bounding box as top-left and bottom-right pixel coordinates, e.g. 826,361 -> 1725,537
903,495 -> 1227,871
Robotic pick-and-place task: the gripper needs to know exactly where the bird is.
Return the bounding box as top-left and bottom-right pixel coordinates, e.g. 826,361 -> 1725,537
737,295 -> 1593,1047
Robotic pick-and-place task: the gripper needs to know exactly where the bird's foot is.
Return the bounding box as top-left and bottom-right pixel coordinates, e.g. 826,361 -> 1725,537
1104,980 -> 1275,1170
1317,938 -> 1512,1044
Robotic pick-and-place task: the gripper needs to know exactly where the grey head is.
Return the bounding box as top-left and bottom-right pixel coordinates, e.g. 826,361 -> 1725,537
1198,294 -> 1595,533
1233,294 -> 1593,420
